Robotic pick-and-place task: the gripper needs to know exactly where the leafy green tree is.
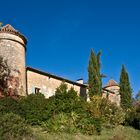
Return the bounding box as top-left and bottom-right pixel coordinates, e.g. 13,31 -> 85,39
46,82 -> 82,115
120,65 -> 132,110
88,49 -> 102,98
55,82 -> 68,95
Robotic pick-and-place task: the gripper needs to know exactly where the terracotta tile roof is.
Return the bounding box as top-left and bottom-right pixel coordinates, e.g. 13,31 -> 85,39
0,24 -> 27,44
104,79 -> 119,88
1,24 -> 16,31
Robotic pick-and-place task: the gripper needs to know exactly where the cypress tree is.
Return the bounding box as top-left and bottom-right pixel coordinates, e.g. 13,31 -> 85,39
120,65 -> 132,110
88,49 -> 102,98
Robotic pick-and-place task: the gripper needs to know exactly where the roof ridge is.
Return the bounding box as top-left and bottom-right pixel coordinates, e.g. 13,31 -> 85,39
26,66 -> 87,87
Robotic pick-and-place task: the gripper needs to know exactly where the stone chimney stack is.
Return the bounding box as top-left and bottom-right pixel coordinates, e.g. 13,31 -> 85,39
0,24 -> 27,96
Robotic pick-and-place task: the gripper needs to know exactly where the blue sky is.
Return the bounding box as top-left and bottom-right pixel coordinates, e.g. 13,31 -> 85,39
0,0 -> 140,96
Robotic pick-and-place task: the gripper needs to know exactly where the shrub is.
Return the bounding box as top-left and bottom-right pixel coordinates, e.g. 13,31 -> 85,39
78,116 -> 102,135
0,95 -> 49,126
43,83 -> 87,133
0,97 -> 23,115
100,98 -> 125,126
45,83 -> 85,117
0,113 -> 33,140
87,96 -> 125,128
87,96 -> 102,118
78,118 -> 96,135
19,93 -> 48,125
1,83 -> 127,136
42,112 -> 78,134
125,103 -> 140,130
43,83 -> 102,135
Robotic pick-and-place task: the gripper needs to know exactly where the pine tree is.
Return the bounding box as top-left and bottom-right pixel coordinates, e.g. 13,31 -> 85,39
120,65 -> 132,110
88,49 -> 102,98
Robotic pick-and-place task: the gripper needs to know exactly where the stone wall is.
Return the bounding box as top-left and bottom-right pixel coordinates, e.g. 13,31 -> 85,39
27,69 -> 87,99
103,85 -> 120,106
0,33 -> 26,96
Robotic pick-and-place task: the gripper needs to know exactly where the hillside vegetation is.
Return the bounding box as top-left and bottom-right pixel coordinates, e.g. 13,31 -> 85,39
0,83 -> 140,140
0,52 -> 140,140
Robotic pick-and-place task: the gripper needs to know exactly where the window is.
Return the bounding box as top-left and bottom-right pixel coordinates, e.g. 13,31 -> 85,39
35,87 -> 41,94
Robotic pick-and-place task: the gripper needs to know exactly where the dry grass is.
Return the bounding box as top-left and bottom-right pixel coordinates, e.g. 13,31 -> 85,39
32,125 -> 140,140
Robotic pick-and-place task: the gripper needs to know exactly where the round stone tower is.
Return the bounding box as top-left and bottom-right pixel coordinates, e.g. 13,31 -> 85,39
0,24 -> 27,96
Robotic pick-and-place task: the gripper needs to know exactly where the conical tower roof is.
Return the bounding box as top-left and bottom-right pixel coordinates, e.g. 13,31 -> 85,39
0,24 -> 27,44
104,79 -> 119,88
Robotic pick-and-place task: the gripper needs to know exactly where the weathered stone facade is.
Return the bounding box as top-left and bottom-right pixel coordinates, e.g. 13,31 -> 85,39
0,24 -> 87,98
27,67 -> 87,99
0,25 -> 27,96
0,24 -> 120,105
103,80 -> 120,106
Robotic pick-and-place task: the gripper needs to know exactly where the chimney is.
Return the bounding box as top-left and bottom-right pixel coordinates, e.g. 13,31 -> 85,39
76,79 -> 84,84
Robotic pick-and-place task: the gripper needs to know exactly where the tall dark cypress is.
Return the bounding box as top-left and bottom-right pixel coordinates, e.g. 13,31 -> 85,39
120,65 -> 132,109
88,49 -> 102,98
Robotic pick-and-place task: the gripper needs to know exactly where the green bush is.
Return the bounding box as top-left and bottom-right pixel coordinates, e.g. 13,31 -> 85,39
100,98 -> 125,126
78,116 -> 102,135
19,93 -> 48,125
42,112 -> 78,134
125,103 -> 140,130
0,113 -> 33,140
1,83 -> 126,136
45,84 -> 84,116
87,96 -> 125,128
0,97 -> 23,116
43,83 -> 102,135
43,83 -> 87,133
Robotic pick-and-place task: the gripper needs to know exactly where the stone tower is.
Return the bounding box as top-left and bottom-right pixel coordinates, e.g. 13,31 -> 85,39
0,24 -> 27,96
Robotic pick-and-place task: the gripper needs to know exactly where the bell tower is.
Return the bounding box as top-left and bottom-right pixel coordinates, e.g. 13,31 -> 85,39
0,24 -> 27,96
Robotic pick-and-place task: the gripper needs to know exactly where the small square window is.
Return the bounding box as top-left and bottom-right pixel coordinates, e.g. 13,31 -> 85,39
35,87 -> 40,94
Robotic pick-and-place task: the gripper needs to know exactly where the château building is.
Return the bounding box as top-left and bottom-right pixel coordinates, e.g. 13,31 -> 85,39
0,24 -> 120,105
103,79 -> 120,106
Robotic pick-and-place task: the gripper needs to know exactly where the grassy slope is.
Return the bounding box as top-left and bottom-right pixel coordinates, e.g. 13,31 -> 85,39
33,126 -> 140,140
